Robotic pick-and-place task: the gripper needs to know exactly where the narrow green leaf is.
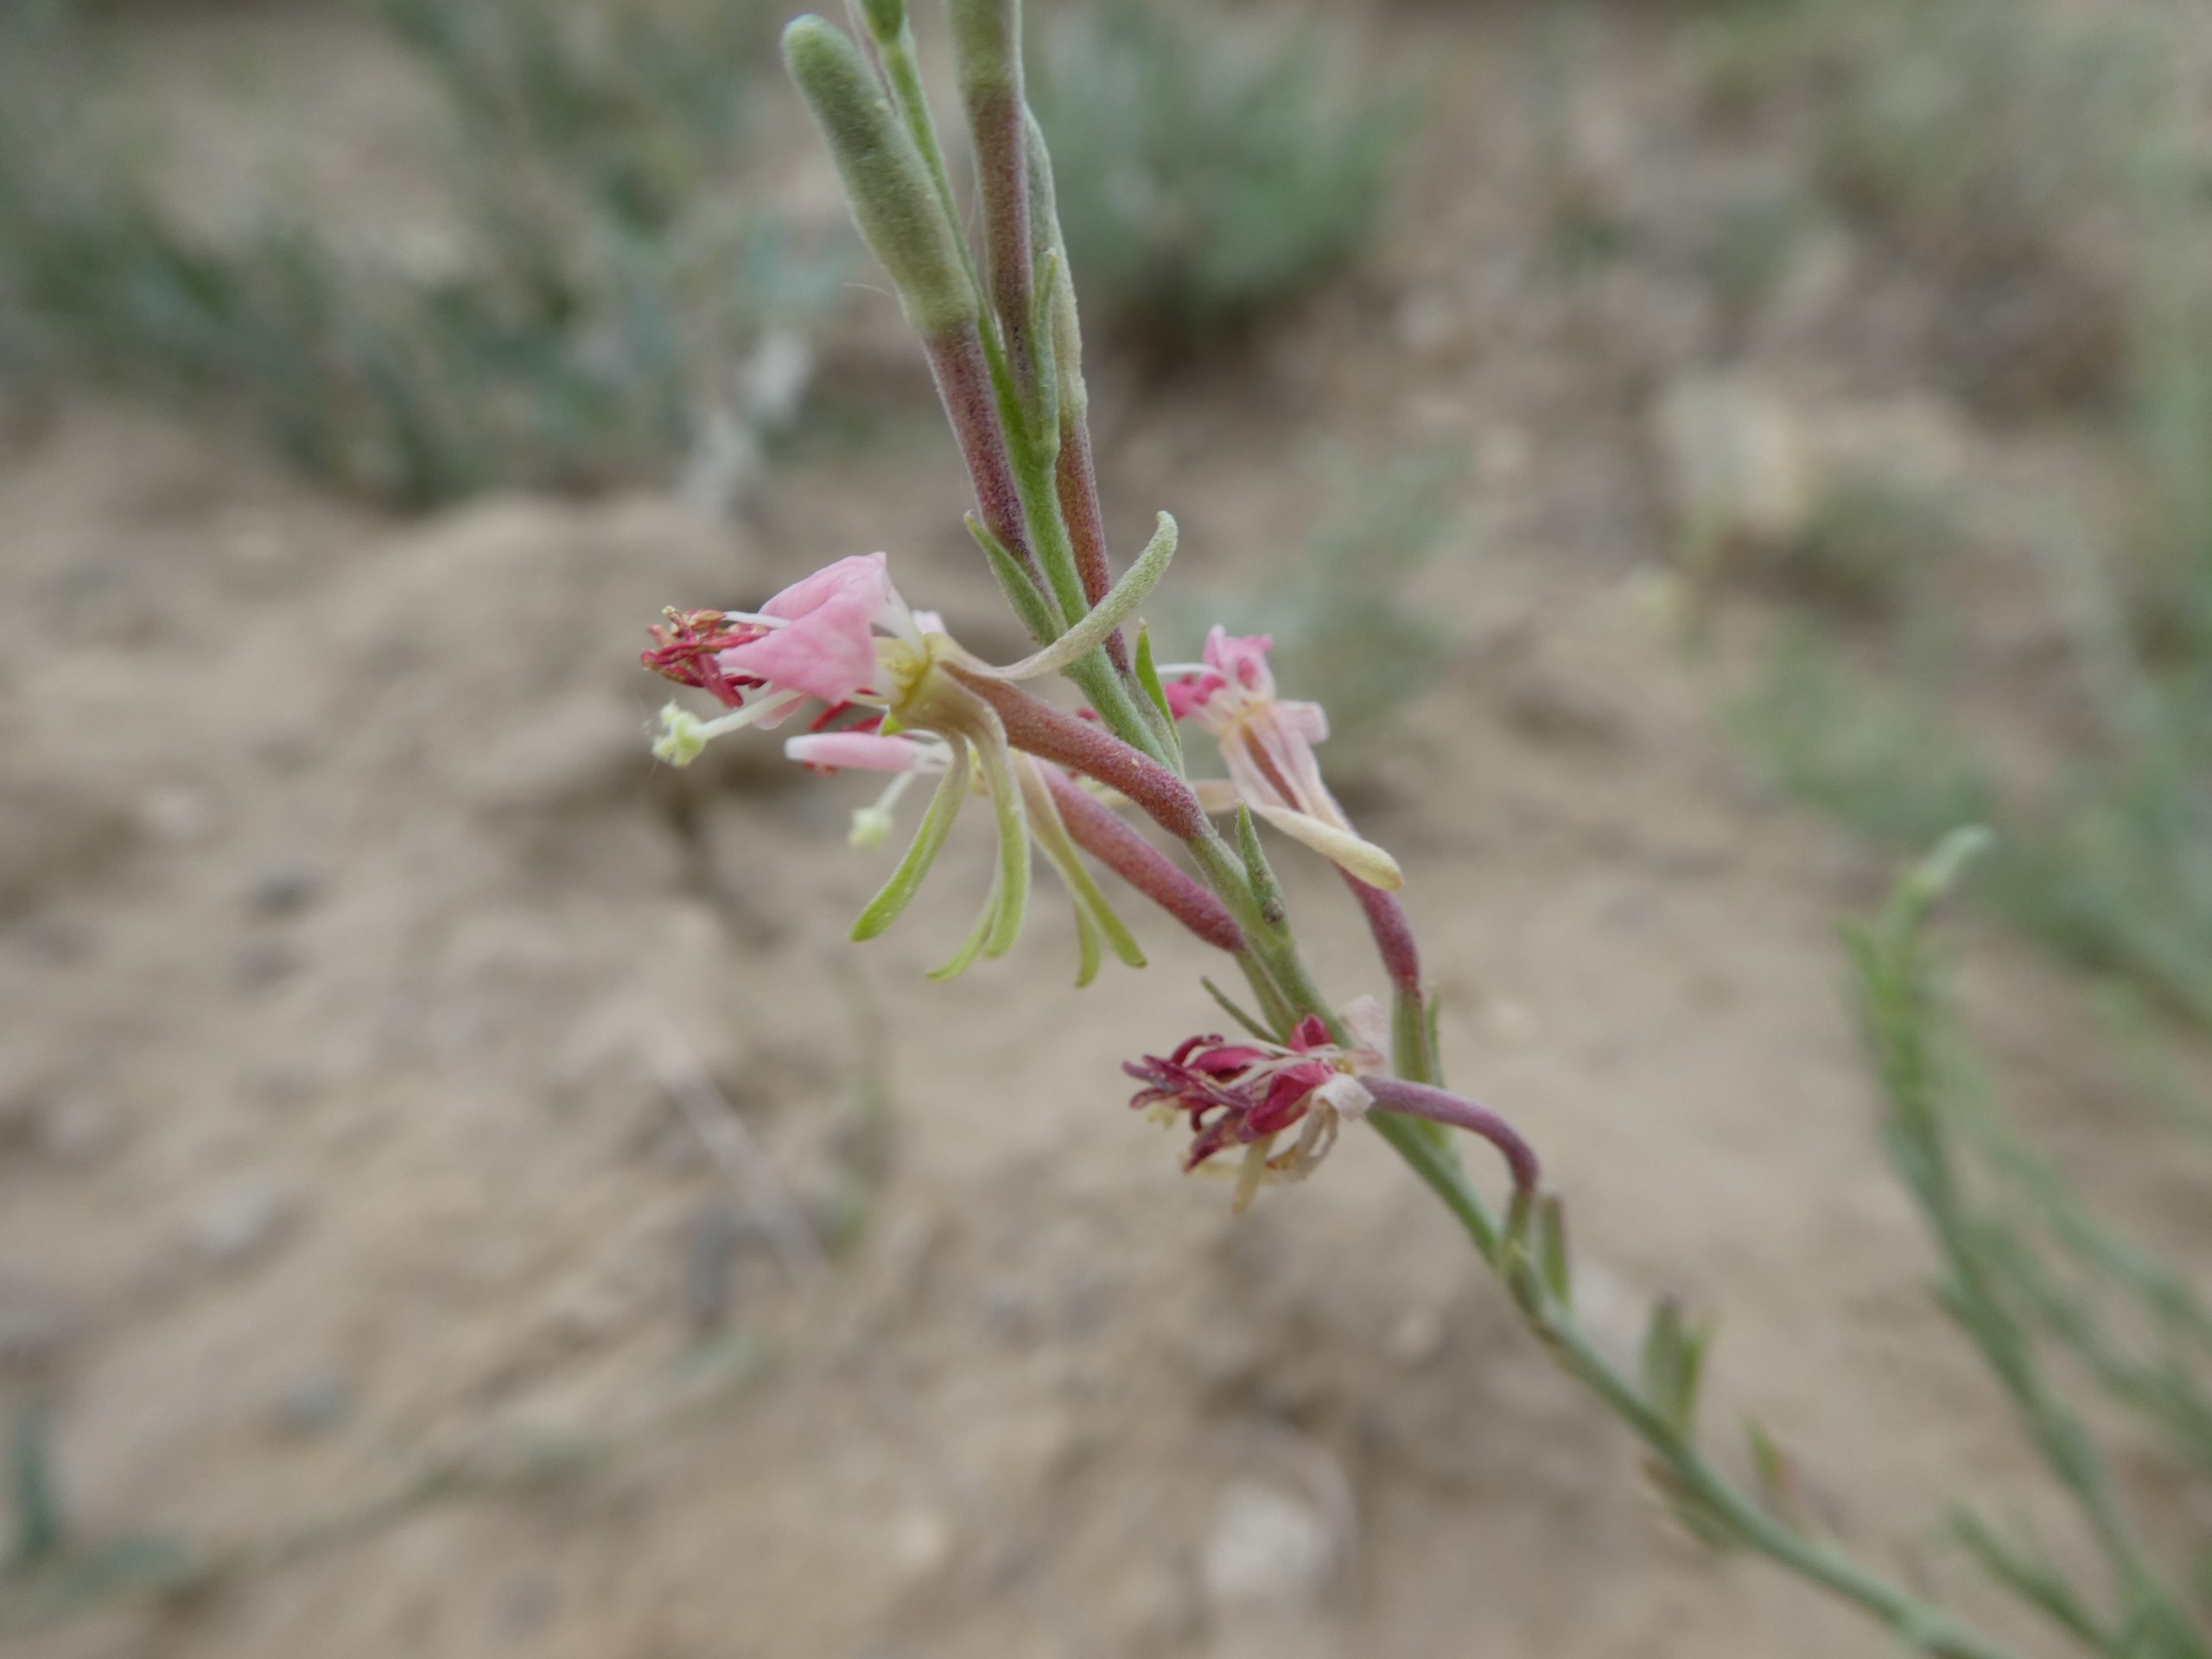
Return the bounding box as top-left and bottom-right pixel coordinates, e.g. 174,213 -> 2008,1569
985,512 -> 1177,682
1132,623 -> 1183,761
1538,1193 -> 1573,1310
850,754 -> 968,942
1027,248 -> 1061,440
1201,976 -> 1275,1041
927,872 -> 1001,982
969,719 -> 1031,961
1018,757 -> 1146,984
967,512 -> 1066,643
1070,900 -> 1102,989
1235,804 -> 1287,925
1747,1420 -> 1788,1508
1950,1510 -> 2108,1646
1642,1299 -> 1687,1425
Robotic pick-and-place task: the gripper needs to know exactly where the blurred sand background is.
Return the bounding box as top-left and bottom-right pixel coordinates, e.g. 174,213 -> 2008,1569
3,2 -> 2211,1656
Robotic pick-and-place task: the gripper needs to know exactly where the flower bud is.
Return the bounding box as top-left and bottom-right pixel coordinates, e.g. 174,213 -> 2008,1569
782,17 -> 976,336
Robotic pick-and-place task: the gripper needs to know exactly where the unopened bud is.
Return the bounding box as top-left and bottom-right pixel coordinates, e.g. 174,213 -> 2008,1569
783,17 -> 976,336
857,0 -> 906,41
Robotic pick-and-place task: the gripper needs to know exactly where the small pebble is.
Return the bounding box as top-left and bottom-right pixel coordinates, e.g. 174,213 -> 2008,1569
1385,1306 -> 1447,1370
269,1373 -> 354,1436
1202,1479 -> 1332,1612
136,787 -> 217,845
887,1507 -> 954,1585
246,860 -> 320,914
194,1181 -> 299,1266
237,943 -> 297,986
37,1099 -> 118,1165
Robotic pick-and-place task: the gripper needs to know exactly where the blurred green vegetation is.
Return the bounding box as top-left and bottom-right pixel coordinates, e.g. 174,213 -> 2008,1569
0,0 -> 839,508
1849,835 -> 2212,1652
1703,0 -> 2212,1033
1032,0 -> 1409,359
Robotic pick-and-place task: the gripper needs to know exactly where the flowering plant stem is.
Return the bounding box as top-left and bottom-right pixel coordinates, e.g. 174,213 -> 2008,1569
773,9 -> 2037,1653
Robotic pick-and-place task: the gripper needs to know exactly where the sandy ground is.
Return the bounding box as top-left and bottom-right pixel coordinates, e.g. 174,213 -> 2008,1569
4,3 -> 2209,1656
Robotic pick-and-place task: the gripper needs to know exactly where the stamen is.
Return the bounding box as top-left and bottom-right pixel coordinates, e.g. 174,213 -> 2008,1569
850,768 -> 921,849
652,687 -> 808,766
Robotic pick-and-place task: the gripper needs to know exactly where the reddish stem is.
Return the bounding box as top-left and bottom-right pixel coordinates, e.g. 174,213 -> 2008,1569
1055,421 -> 1132,674
966,84 -> 1033,396
1343,873 -> 1421,996
1043,768 -> 1242,954
924,324 -> 1037,583
1364,1077 -> 1541,1196
951,669 -> 1205,841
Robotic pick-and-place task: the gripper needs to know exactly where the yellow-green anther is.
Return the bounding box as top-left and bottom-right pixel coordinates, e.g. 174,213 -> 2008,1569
783,17 -> 976,336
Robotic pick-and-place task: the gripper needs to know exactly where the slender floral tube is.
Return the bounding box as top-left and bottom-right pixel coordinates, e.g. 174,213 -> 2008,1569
950,668 -> 1205,841
1344,873 -> 1421,995
1043,767 -> 1243,954
1364,1077 -> 1540,1195
925,325 -> 1041,584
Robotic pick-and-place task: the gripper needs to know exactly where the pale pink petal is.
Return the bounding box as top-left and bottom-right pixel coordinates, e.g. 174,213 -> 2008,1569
1314,1073 -> 1374,1122
760,552 -> 892,623
1201,626 -> 1276,698
1163,672 -> 1224,721
783,732 -> 937,772
720,566 -> 886,704
1343,994 -> 1390,1056
1282,698 -> 1330,746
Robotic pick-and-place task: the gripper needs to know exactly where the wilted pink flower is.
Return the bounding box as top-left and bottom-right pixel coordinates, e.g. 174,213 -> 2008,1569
644,553 -> 925,764
1125,1000 -> 1387,1209
1164,627 -> 1402,892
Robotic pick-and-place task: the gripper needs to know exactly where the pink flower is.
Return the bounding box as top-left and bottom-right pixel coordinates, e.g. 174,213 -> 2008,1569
1124,1000 -> 1387,1209
1163,628 -> 1402,892
716,553 -> 898,708
645,553 -> 925,766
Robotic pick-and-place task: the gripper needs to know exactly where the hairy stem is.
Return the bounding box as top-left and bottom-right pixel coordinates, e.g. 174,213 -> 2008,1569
925,324 -> 1039,590
1055,422 -> 1133,674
